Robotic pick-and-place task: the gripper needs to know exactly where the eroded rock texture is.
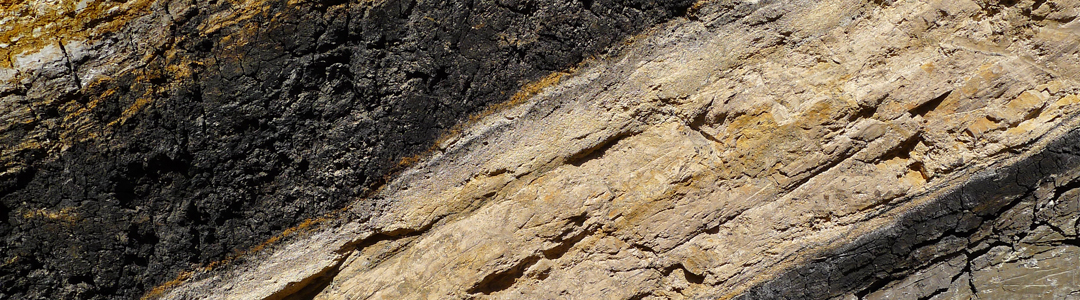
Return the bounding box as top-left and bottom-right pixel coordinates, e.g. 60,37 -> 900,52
0,0 -> 692,298
5,0 -> 1080,299
741,129 -> 1080,299
156,0 -> 1080,299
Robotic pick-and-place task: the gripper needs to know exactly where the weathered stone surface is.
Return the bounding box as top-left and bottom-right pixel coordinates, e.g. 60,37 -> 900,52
0,0 -> 693,298
7,0 -> 1080,299
157,0 -> 1080,299
738,126 -> 1080,299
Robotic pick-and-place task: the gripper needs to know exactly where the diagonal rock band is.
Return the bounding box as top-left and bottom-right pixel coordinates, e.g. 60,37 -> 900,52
0,0 -> 694,298
163,0 -> 1080,298
6,0 -> 1080,299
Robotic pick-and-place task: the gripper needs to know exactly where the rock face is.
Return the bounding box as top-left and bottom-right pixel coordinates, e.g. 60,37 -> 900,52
5,0 -> 1080,299
0,0 -> 692,298
162,0 -> 1080,298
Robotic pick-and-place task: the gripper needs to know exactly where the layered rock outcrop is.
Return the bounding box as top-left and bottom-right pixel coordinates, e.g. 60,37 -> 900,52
161,0 -> 1080,298
5,0 -> 1080,299
0,0 -> 691,298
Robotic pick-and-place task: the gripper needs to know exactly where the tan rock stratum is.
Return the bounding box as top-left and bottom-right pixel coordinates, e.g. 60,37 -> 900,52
157,0 -> 1080,299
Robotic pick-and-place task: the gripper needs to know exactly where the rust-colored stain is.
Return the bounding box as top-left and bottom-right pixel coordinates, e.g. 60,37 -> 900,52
0,0 -> 156,68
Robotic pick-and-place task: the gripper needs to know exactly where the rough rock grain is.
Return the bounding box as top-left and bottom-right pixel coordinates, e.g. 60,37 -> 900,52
0,0 -> 692,298
160,0 -> 1080,299
6,0 -> 1080,299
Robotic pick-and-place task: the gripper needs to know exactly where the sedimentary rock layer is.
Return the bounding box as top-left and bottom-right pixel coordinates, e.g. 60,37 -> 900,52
6,0 -> 1080,299
741,127 -> 1080,299
0,0 -> 693,298
158,0 -> 1080,299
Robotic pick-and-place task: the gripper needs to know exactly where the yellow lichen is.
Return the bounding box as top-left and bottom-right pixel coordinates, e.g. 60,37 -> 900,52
109,96 -> 154,127
141,270 -> 195,300
142,212 -> 339,299
0,0 -> 156,68
22,207 -> 79,223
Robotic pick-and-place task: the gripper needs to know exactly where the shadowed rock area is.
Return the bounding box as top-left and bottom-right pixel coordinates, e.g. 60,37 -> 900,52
0,0 -> 693,298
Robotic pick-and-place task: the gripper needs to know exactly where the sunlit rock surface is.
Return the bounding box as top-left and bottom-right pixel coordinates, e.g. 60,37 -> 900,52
4,0 -> 1080,299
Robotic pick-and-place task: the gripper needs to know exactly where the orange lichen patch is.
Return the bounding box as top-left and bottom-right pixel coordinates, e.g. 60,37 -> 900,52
22,207 -> 79,223
0,0 -> 156,68
62,91 -> 109,123
141,270 -> 195,300
510,70 -> 572,105
109,96 -> 154,127
0,0 -> 164,168
142,212 -> 340,299
0,106 -> 34,133
198,0 -> 272,35
501,69 -> 574,112
2,0 -> 399,163
201,0 -> 383,36
432,68 -> 576,151
396,153 -> 425,169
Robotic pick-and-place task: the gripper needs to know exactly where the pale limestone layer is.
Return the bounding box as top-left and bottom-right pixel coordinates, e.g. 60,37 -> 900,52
161,0 -> 1080,299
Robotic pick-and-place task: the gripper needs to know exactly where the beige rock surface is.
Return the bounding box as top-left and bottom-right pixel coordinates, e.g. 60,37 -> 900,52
161,0 -> 1080,298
